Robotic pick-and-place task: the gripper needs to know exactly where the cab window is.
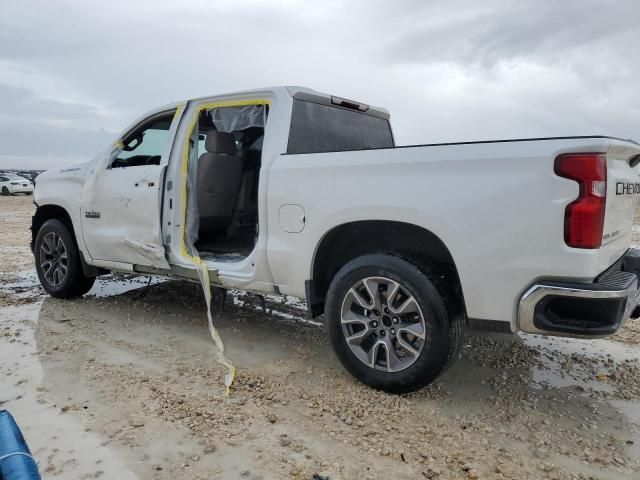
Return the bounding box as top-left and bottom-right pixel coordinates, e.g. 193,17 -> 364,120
111,110 -> 176,168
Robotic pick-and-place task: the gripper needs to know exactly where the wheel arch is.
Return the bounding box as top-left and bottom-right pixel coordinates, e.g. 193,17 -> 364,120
31,203 -> 100,277
307,220 -> 466,318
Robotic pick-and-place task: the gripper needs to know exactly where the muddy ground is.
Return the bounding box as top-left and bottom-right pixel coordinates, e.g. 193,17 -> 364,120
2,194 -> 640,480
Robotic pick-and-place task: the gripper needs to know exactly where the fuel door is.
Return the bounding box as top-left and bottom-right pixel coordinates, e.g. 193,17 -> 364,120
279,204 -> 306,233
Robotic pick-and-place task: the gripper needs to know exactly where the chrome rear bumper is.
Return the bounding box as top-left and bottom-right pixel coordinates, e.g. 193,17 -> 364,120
518,249 -> 640,337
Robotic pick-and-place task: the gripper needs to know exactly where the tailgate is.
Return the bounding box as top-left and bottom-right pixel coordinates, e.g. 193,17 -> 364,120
601,139 -> 640,266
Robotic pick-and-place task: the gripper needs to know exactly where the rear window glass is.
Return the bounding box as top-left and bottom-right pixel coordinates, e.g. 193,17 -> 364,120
287,100 -> 394,154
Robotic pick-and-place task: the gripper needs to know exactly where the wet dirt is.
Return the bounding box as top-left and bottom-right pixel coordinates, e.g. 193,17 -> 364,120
2,195 -> 640,479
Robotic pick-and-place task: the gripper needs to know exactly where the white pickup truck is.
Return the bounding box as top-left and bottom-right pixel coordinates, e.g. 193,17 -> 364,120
31,86 -> 640,392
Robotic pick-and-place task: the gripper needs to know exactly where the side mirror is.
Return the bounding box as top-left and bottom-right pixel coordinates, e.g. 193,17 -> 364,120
123,133 -> 144,151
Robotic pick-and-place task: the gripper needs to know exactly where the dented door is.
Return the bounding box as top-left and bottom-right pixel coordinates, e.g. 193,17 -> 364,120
80,107 -> 183,269
81,164 -> 169,267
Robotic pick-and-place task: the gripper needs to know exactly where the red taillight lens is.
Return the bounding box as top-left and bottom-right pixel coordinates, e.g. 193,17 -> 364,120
554,153 -> 607,249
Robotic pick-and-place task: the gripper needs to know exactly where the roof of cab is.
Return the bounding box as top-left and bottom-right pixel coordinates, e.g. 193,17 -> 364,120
184,86 -> 390,119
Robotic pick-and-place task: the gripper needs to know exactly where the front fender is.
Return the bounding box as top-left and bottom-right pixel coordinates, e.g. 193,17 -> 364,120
33,163 -> 89,258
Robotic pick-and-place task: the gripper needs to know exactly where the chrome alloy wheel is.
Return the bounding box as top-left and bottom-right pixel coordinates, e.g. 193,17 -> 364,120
340,276 -> 426,372
40,231 -> 68,287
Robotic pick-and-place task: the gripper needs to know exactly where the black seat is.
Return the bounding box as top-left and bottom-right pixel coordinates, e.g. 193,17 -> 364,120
197,131 -> 243,232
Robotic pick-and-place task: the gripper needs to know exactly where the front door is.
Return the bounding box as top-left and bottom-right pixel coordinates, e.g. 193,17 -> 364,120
81,109 -> 179,268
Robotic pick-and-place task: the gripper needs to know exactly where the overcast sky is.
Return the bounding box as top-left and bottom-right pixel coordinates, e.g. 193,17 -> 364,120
1,0 -> 638,169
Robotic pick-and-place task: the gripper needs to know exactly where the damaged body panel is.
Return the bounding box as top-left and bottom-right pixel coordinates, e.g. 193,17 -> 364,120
78,105 -> 185,270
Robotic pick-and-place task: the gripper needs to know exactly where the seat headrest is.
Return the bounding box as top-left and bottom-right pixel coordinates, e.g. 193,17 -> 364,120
205,131 -> 237,155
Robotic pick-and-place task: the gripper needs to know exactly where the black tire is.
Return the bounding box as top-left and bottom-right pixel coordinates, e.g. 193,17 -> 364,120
1,186 -> 9,195
325,254 -> 465,393
35,219 -> 95,298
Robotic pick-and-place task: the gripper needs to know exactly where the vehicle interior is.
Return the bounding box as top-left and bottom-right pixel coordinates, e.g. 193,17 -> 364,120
192,106 -> 266,262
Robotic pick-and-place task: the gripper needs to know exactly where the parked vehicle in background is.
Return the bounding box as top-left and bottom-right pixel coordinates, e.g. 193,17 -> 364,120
0,170 -> 44,183
0,174 -> 34,195
29,86 -> 640,393
17,172 -> 35,182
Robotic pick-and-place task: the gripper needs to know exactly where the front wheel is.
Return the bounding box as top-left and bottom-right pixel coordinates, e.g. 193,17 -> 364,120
325,254 -> 464,393
1,186 -> 9,195
35,219 -> 95,298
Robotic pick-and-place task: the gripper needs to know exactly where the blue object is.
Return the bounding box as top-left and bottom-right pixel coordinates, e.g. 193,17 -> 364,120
0,410 -> 41,480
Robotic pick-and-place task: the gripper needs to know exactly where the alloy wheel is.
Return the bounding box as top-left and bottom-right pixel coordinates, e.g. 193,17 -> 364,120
40,232 -> 68,287
340,276 -> 426,372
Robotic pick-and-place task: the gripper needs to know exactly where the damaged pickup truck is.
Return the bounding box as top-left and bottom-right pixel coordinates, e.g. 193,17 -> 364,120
31,86 -> 640,392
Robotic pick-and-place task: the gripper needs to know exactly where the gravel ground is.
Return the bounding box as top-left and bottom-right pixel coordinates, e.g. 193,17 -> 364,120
2,194 -> 640,480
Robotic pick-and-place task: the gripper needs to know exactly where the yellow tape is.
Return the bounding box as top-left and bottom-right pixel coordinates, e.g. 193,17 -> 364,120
179,98 -> 270,396
196,258 -> 236,395
179,98 -> 271,259
172,103 -> 185,121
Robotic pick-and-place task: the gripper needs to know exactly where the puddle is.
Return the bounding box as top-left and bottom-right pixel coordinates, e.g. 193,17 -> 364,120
88,274 -> 167,298
610,400 -> 640,460
2,269 -> 640,478
0,271 -> 167,301
230,289 -> 323,327
522,333 -> 640,363
0,304 -> 138,479
0,270 -> 42,300
521,333 -> 640,394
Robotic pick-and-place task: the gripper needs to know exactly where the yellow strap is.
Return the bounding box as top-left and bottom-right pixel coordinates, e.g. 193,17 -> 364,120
192,257 -> 236,396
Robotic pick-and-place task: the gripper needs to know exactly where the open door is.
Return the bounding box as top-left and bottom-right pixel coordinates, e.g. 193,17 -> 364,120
184,104 -> 267,263
81,108 -> 180,269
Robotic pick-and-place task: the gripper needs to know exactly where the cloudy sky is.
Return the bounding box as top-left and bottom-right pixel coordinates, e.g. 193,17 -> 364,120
1,0 -> 638,169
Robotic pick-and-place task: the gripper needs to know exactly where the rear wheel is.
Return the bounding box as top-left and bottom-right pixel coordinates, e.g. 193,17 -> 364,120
325,254 -> 464,393
35,219 -> 95,298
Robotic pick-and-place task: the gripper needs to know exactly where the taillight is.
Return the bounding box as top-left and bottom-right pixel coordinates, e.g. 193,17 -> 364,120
554,153 -> 607,249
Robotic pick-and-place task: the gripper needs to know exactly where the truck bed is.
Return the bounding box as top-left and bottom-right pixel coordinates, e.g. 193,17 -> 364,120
269,135 -> 640,328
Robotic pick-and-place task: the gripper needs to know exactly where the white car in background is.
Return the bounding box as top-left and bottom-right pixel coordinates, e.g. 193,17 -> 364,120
0,174 -> 34,195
